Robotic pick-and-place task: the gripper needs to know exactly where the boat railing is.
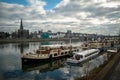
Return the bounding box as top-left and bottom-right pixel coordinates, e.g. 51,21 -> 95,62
37,45 -> 80,55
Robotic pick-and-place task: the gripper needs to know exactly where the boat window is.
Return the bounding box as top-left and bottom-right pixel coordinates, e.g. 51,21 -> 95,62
65,52 -> 67,54
75,55 -> 80,60
61,52 -> 64,55
54,53 -> 57,56
80,55 -> 83,58
85,51 -> 98,57
36,50 -> 40,54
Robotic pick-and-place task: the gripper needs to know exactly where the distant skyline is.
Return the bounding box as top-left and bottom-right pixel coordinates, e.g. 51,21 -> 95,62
0,0 -> 120,35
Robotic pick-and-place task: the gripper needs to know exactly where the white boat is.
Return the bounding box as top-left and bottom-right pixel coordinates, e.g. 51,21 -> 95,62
107,49 -> 118,53
67,49 -> 100,64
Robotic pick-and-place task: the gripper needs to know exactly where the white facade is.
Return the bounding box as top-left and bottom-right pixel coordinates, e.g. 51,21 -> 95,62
49,32 -> 65,38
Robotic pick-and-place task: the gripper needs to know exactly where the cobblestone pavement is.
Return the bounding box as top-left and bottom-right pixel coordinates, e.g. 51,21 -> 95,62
109,60 -> 120,80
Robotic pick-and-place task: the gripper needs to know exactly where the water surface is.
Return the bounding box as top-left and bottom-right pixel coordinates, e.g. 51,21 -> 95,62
0,41 -> 109,80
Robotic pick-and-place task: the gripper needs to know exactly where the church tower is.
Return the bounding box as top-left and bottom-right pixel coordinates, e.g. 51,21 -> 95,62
18,18 -> 29,38
20,18 -> 23,30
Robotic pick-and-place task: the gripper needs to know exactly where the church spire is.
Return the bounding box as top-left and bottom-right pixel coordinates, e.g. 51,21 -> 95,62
20,18 -> 23,30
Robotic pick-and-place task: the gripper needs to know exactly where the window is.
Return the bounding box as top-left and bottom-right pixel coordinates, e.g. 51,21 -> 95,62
75,55 -> 83,60
65,52 -> 67,54
85,51 -> 98,57
80,55 -> 83,58
61,52 -> 64,55
54,53 -> 57,56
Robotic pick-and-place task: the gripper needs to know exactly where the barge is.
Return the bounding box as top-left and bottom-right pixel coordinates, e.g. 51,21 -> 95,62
21,44 -> 80,63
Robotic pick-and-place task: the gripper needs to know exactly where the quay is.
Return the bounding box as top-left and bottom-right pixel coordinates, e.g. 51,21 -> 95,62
79,40 -> 120,80
0,38 -> 79,43
109,55 -> 120,80
93,50 -> 120,80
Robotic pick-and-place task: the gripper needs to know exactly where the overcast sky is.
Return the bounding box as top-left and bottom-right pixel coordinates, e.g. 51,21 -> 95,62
0,0 -> 120,35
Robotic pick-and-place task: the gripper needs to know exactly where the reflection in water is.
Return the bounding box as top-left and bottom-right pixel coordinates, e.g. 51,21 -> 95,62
22,58 -> 66,72
0,42 -> 113,80
0,44 -> 10,49
41,42 -> 50,45
21,52 -> 109,80
18,43 -> 29,53
63,53 -> 109,80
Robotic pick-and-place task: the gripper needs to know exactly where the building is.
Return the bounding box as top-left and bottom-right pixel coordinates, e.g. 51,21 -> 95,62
41,32 -> 49,39
49,32 -> 65,38
0,32 -> 10,39
64,30 -> 73,38
18,19 -> 29,38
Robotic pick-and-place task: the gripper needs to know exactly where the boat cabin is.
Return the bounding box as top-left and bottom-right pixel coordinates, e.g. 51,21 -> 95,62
72,49 -> 99,60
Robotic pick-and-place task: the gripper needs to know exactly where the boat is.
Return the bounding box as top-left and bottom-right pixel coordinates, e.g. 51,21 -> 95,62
107,49 -> 118,53
67,49 -> 100,64
21,44 -> 80,63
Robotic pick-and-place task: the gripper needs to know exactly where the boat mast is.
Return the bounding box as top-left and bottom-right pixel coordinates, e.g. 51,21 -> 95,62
69,32 -> 72,46
70,37 -> 71,45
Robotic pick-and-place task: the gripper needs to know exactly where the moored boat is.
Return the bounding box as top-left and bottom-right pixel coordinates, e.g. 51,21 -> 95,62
67,49 -> 100,64
107,49 -> 118,53
21,44 -> 80,63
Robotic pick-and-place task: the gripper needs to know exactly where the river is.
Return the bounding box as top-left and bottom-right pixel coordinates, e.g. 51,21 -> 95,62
0,41 -> 109,80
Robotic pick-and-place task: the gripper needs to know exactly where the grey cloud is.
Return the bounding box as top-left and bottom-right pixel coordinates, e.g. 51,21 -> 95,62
105,10 -> 120,20
0,0 -> 120,35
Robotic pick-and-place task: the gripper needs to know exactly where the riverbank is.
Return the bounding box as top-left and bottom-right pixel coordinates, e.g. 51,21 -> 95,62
94,51 -> 120,80
75,47 -> 120,80
0,38 -> 81,43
